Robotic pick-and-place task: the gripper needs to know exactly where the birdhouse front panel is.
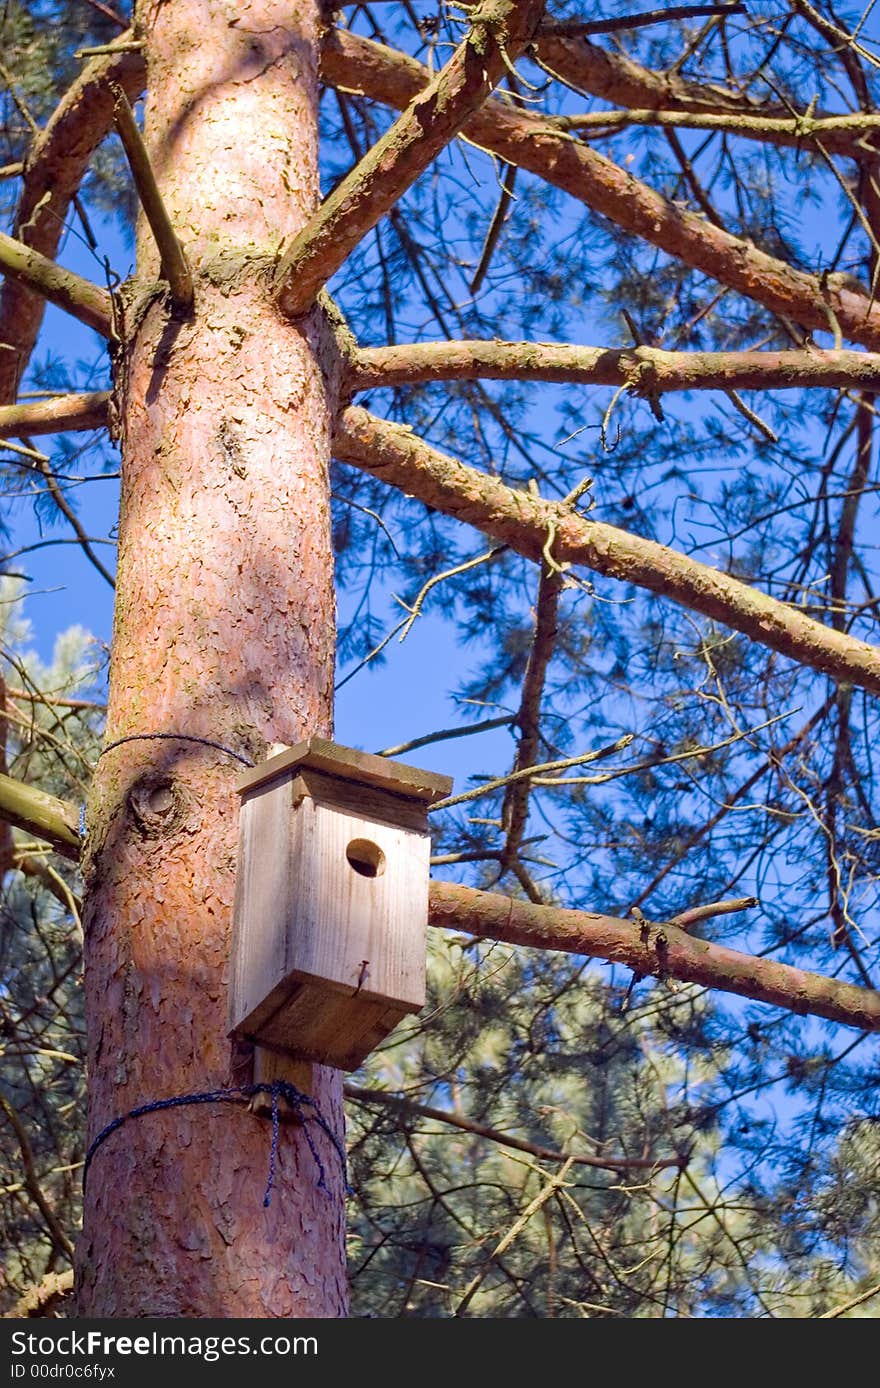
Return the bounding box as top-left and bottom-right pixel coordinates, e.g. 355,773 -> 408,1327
284,792 -> 428,1007
228,738 -> 452,1071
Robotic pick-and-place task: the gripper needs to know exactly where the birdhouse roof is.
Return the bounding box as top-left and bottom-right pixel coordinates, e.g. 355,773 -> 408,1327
235,736 -> 453,804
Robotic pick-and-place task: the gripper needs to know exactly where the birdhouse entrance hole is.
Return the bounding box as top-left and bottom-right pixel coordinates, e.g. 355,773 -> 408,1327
228,737 -> 453,1072
346,837 -> 385,878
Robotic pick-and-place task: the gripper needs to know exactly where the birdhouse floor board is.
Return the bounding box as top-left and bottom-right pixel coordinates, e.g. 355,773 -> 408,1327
244,978 -> 411,1072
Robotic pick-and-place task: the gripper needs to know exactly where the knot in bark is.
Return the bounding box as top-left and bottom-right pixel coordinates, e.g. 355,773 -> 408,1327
127,774 -> 190,838
620,349 -> 658,397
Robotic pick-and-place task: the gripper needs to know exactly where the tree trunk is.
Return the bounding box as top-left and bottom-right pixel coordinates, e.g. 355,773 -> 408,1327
75,0 -> 348,1317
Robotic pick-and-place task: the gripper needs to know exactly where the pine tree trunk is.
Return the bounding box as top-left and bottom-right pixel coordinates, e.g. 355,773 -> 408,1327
75,0 -> 348,1317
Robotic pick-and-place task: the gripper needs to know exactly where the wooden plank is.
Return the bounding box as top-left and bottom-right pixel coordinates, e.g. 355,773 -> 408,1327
249,1046 -> 313,1123
227,774 -> 294,1035
235,735 -> 453,803
286,796 -> 427,1009
251,981 -> 411,1071
289,769 -> 430,833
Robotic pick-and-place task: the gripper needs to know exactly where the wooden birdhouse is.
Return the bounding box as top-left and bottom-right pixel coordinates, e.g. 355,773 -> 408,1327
228,737 -> 453,1072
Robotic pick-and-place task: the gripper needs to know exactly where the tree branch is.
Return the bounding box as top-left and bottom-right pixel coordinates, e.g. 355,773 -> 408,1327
454,1158 -> 574,1316
274,0 -> 544,318
501,562 -> 562,875
540,1 -> 746,35
532,30 -> 789,118
551,106 -> 880,158
320,29 -> 880,348
0,391 -> 110,438
343,1083 -> 684,1170
0,1094 -> 74,1261
0,772 -> 81,860
0,769 -> 876,1033
110,84 -> 192,306
333,405 -> 880,696
0,37 -> 144,402
0,231 -> 112,337
5,1269 -> 74,1319
25,444 -> 116,588
346,340 -> 880,394
427,879 -> 880,1033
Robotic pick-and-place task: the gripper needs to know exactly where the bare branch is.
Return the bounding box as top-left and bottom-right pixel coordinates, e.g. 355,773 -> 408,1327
428,880 -> 880,1033
668,896 -> 758,930
532,30 -> 783,117
540,2 -> 746,38
3,766 -> 877,1032
0,772 -> 81,861
24,444 -> 115,589
0,391 -> 110,438
346,340 -> 880,394
818,1279 -> 880,1318
274,0 -> 545,317
0,1094 -> 74,1261
321,29 -> 880,348
552,106 -> 880,158
333,406 -> 880,696
377,713 -> 513,758
454,1159 -> 576,1316
5,1269 -> 74,1319
0,230 -> 112,337
501,563 -> 562,874
110,84 -> 192,306
343,1084 -> 684,1170
0,37 -> 145,401
471,159 -> 518,293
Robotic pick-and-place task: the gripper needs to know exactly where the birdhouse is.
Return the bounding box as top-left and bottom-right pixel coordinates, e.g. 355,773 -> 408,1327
228,737 -> 453,1071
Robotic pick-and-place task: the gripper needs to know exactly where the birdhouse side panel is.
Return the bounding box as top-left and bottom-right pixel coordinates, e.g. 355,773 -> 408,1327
285,796 -> 428,1012
228,776 -> 296,1036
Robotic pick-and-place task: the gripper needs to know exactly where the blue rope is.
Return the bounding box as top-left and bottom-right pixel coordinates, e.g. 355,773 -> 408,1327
264,1084 -> 280,1208
83,1081 -> 351,1206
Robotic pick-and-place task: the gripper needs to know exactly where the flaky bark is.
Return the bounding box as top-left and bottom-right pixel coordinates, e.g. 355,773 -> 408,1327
333,406 -> 880,696
428,881 -> 880,1033
76,0 -> 346,1319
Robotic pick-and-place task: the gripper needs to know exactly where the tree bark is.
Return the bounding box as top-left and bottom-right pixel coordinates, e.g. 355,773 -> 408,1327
75,0 -> 347,1318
